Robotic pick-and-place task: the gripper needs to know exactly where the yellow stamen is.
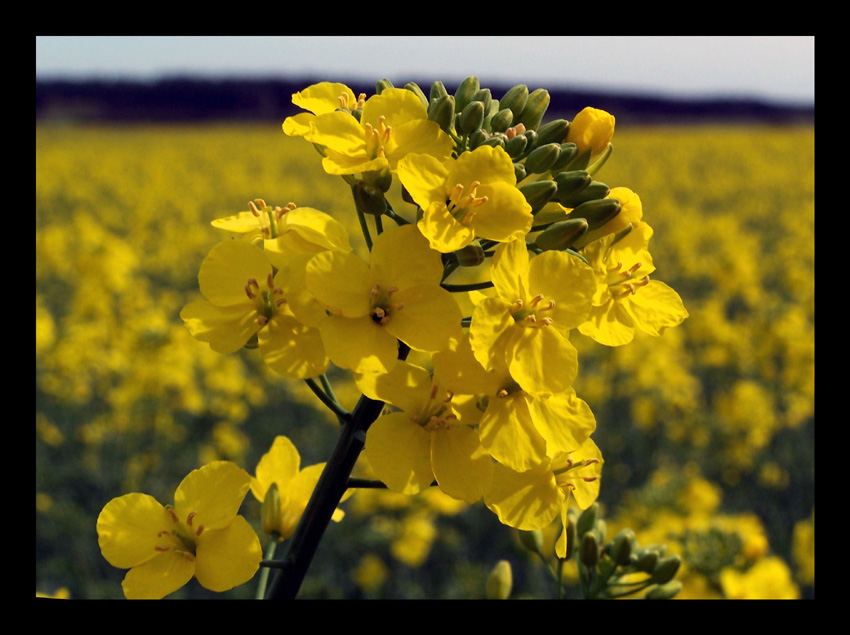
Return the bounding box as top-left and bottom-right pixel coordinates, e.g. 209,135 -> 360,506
186,511 -> 197,526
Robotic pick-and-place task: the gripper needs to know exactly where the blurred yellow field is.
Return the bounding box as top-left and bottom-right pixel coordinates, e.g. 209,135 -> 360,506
35,122 -> 814,599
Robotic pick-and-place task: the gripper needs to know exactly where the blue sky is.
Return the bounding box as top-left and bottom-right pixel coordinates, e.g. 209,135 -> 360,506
36,36 -> 815,105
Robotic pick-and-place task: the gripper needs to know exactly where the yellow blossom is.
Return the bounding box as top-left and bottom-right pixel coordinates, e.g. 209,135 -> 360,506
566,107 -> 615,159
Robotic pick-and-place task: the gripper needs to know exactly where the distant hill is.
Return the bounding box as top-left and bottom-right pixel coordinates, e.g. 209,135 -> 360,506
35,77 -> 814,125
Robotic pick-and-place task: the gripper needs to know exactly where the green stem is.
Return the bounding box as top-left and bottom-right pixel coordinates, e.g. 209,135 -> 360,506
384,203 -> 410,225
304,378 -> 350,423
356,207 -> 373,251
255,538 -> 279,599
347,478 -> 388,489
441,280 -> 494,292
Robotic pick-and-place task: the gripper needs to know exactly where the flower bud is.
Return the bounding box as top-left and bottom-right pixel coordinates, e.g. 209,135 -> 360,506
566,107 -> 615,158
454,76 -> 480,113
518,529 -> 545,554
479,134 -> 506,149
430,81 -> 448,102
486,560 -> 513,599
472,88 -> 492,118
645,580 -> 683,600
580,530 -> 600,568
517,88 -> 550,131
518,180 -> 558,215
634,549 -> 660,573
490,108 -> 514,133
404,82 -> 429,109
651,554 -> 682,585
455,241 -> 485,267
534,118 -> 570,148
553,170 -> 592,202
459,100 -> 485,134
499,85 -> 529,120
523,142 -> 561,174
550,143 -> 579,173
513,162 -> 527,182
568,197 -> 622,231
576,502 -> 598,538
609,529 -> 636,566
535,218 -> 588,252
503,133 -> 528,159
428,94 -> 456,134
467,128 -> 489,151
352,181 -> 387,216
375,78 -> 394,94
260,482 -> 282,538
558,181 -> 610,209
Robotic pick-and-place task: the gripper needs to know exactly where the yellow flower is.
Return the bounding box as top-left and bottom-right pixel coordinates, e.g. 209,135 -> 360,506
719,557 -> 801,599
96,461 -> 262,599
305,224 -> 463,374
566,107 -> 615,158
250,436 -> 345,541
356,360 -> 493,503
579,222 -> 688,346
180,239 -> 329,378
397,145 -> 533,253
469,238 -> 596,396
294,87 -> 454,176
282,81 -> 366,139
485,438 -> 603,558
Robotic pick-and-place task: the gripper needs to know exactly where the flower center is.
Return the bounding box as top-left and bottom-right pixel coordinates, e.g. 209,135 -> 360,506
363,115 -> 392,160
412,384 -> 457,431
510,295 -> 556,328
338,91 -> 367,111
154,506 -> 205,560
249,199 -> 296,240
605,260 -> 650,300
369,283 -> 403,326
244,272 -> 286,327
445,181 -> 488,225
553,458 -> 601,491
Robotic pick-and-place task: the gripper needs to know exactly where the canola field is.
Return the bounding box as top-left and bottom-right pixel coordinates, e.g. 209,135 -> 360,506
35,121 -> 814,599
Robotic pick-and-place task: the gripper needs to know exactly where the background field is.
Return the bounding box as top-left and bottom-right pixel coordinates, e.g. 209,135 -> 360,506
35,117 -> 814,599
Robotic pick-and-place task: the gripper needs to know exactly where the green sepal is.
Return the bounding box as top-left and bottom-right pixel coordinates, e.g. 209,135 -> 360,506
490,108 -> 514,133
567,197 -> 622,230
558,181 -> 610,208
518,179 -> 558,215
645,580 -> 683,600
471,88 -> 492,118
352,181 -> 387,216
534,218 -> 588,251
428,94 -> 456,134
553,170 -> 592,202
498,85 -> 529,121
550,143 -> 578,173
459,100 -> 485,134
523,142 -> 561,174
513,162 -> 527,182
651,555 -> 682,585
516,88 -> 550,131
454,76 -> 480,113
404,82 -> 429,109
375,78 -> 394,94
503,134 -> 528,159
608,529 -> 635,566
534,118 -> 570,148
430,81 -> 448,102
580,530 -> 600,568
576,502 -> 598,538
468,128 -> 489,151
454,241 -> 486,267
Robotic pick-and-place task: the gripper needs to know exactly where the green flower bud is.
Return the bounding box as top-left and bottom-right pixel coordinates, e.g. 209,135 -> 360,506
430,80 -> 448,102
576,502 -> 598,538
490,108 -> 514,133
361,167 -> 393,193
404,82 -> 429,109
517,88 -> 550,131
550,143 -> 579,173
260,482 -> 281,539
609,529 -> 636,566
569,197 -> 622,231
468,128 -> 489,151
428,94 -> 456,134
523,142 -> 561,175
352,181 -> 387,216
535,218 -> 588,252
459,100 -> 485,134
471,88 -> 492,118
518,529 -> 545,554
534,118 -> 570,148
503,133 -> 528,159
499,85 -> 529,120
455,241 -> 486,267
486,560 -> 513,599
645,580 -> 683,600
479,134 -> 506,149
518,130 -> 538,159
558,181 -> 611,209
634,549 -> 660,573
513,162 -> 527,182
518,179 -> 558,215
454,76 -> 480,113
561,147 -> 592,172
375,78 -> 394,94
553,170 -> 592,202
580,530 -> 600,568
651,555 -> 682,585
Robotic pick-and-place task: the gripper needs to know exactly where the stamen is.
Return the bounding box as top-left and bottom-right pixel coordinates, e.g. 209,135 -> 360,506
607,261 -> 623,273
155,545 -> 170,552
539,317 -> 553,326
529,294 -> 544,307
386,286 -> 398,296
267,273 -> 275,289
249,200 -> 261,217
370,283 -> 380,299
257,315 -> 268,327
244,284 -> 255,299
195,525 -> 204,536
524,314 -> 537,323
275,298 -> 287,307
582,476 -> 599,483
166,507 -> 179,523
186,511 -> 197,526
430,384 -> 439,400
584,458 -> 600,466
497,389 -> 509,397
511,299 -> 524,311
448,184 -> 465,208
157,530 -> 170,537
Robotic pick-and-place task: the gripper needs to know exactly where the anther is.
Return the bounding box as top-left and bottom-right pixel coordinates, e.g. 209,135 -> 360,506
529,294 -> 544,307
249,201 -> 261,217
155,545 -> 170,552
582,476 -> 599,483
584,458 -> 600,466
195,525 -> 204,536
497,389 -> 509,398
430,384 -> 439,400
166,507 -> 179,523
257,315 -> 268,327
540,317 -> 553,326
524,314 -> 537,323
275,298 -> 287,307
607,261 -> 623,273
157,530 -> 170,537
244,284 -> 255,299
370,283 -> 380,299
267,273 -> 275,289
186,511 -> 197,526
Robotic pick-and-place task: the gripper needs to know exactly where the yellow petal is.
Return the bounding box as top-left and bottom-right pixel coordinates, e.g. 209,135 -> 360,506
431,425 -> 493,503
292,82 -> 356,116
396,153 -> 450,210
528,389 -> 597,457
386,285 -> 463,353
465,181 -> 532,243
365,412 -> 434,494
251,436 -> 302,503
506,326 -> 578,397
121,551 -> 195,599
478,392 -> 547,472
306,250 -> 372,317
490,239 -> 529,303
361,87 -> 427,128
370,224 -> 443,290
193,515 -> 262,592
468,296 -> 515,372
173,461 -> 251,531
198,239 -> 271,307
568,439 -> 604,510
97,493 -> 172,569
485,462 -> 562,531
384,119 -> 454,169
579,301 -> 636,347
282,112 -> 316,138
623,280 -> 689,337
354,360 -> 432,415
527,250 -> 596,332
259,313 -> 329,379
180,300 -> 259,355
319,314 -> 399,374
417,200 -> 476,253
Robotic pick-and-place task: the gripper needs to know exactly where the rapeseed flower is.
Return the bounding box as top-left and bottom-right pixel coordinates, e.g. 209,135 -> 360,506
282,81 -> 366,139
305,224 -> 463,374
485,438 -> 603,558
579,222 -> 688,347
566,107 -> 615,159
97,461 -> 262,599
180,239 -> 329,378
396,145 -> 533,252
469,238 -> 596,396
291,87 -> 454,177
355,360 -> 493,503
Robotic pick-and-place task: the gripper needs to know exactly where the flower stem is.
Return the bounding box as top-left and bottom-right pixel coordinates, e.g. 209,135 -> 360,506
304,378 -> 350,423
255,538 -> 279,599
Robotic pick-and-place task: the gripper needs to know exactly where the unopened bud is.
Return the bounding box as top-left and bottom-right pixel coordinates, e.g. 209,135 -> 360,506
472,88 -> 492,117
645,580 -> 683,600
535,218 -> 588,251
558,181 -> 611,209
454,76 -> 480,113
490,108 -> 514,133
562,518 -> 577,561
454,241 -> 485,267
609,529 -> 635,566
499,85 -> 529,122
352,181 -> 387,216
467,128 -> 489,151
260,482 -> 281,539
513,162 -> 527,182
566,107 -> 615,158
569,197 -> 622,231
479,134 -> 506,150
576,502 -> 598,538
580,530 -> 600,568
518,180 -> 558,215
430,81 -> 448,102
486,560 -> 513,599
651,554 -> 682,585
553,170 -> 593,202
459,100 -> 485,134
517,88 -> 550,131
404,82 -> 429,109
428,94 -> 456,134
375,78 -> 394,94
503,133 -> 528,159
634,549 -> 660,573
534,119 -> 570,147
518,529 -> 545,554
523,142 -> 561,174
550,143 -> 579,173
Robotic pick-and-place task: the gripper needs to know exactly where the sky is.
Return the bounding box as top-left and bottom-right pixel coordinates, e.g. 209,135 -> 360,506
35,36 -> 815,106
